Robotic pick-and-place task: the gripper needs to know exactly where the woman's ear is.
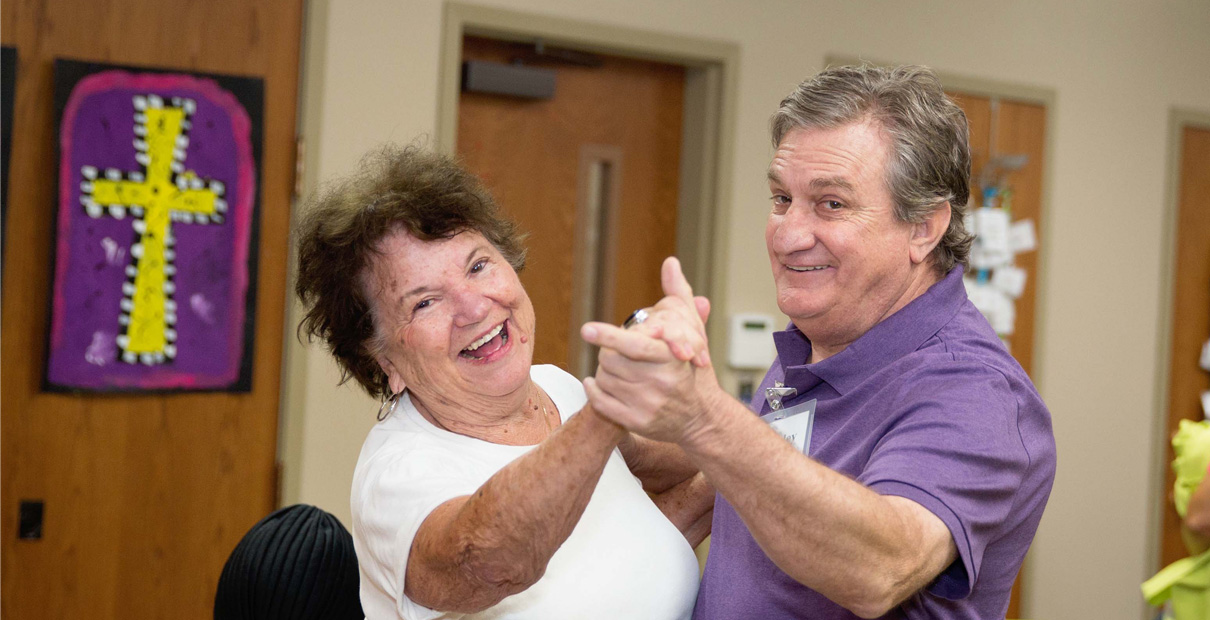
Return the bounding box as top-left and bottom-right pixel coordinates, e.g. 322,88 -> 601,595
377,356 -> 407,395
909,201 -> 952,265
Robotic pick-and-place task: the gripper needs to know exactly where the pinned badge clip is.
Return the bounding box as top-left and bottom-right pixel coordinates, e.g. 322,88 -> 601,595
765,381 -> 797,411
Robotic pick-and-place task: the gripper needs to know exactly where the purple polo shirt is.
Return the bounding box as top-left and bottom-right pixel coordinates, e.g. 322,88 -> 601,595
693,267 -> 1056,619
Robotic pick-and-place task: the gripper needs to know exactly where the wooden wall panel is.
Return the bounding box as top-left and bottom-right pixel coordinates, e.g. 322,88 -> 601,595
1160,125 -> 1210,568
0,1 -> 302,618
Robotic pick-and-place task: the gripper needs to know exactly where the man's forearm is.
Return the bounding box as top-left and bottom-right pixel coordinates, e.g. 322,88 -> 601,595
680,393 -> 955,617
406,405 -> 627,612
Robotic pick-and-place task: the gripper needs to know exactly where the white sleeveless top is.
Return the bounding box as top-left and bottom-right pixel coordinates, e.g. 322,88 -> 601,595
351,364 -> 701,620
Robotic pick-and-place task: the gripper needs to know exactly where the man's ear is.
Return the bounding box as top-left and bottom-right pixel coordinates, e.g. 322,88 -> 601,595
909,201 -> 952,265
377,356 -> 407,395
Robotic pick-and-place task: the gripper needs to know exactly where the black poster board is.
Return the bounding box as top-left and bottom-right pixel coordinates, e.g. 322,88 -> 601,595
2,46 -> 15,262
45,59 -> 264,393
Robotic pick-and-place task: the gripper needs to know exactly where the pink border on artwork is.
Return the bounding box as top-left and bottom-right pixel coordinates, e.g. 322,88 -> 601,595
53,70 -> 255,389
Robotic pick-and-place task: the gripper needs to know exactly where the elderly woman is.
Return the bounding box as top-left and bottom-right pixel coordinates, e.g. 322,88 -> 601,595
295,145 -> 711,619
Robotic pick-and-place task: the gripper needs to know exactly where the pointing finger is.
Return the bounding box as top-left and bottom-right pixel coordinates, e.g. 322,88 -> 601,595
694,296 -> 711,324
661,257 -> 696,306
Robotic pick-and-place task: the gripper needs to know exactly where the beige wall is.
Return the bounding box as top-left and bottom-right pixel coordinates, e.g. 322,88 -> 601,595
282,1 -> 1210,617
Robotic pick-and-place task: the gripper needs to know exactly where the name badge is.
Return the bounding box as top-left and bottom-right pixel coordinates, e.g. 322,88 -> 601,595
760,398 -> 816,455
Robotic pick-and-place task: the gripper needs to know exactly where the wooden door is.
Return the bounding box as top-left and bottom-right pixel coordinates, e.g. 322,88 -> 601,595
948,91 -> 1048,619
1160,124 -> 1210,568
456,36 -> 684,376
0,1 -> 302,618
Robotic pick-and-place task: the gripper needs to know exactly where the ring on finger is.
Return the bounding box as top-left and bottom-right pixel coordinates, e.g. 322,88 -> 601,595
622,308 -> 649,329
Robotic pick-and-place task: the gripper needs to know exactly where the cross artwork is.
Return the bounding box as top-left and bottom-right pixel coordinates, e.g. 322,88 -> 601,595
79,94 -> 227,365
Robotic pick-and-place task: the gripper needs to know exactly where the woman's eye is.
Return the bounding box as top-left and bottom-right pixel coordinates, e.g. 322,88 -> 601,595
470,258 -> 488,273
413,298 -> 433,312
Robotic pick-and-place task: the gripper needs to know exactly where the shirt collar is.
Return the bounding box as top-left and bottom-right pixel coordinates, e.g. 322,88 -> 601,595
771,266 -> 968,395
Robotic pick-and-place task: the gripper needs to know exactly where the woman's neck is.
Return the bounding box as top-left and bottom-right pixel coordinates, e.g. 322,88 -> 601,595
412,380 -> 556,445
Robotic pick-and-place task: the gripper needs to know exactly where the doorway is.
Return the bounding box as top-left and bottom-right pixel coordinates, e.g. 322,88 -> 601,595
946,89 -> 1048,620
438,2 -> 738,378
825,55 -> 1055,618
1156,114 -> 1210,570
457,35 -> 685,375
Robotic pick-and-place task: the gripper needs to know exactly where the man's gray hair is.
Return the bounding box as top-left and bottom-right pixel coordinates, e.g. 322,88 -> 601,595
771,64 -> 973,273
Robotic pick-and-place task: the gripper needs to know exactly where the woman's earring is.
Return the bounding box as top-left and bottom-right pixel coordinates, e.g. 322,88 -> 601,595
377,391 -> 403,421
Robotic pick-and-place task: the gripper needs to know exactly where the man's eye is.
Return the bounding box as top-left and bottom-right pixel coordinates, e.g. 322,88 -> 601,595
771,195 -> 790,205
823,200 -> 844,210
470,258 -> 488,273
414,298 -> 433,312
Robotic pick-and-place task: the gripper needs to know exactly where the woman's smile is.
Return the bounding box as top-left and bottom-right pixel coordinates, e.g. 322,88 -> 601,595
459,320 -> 512,362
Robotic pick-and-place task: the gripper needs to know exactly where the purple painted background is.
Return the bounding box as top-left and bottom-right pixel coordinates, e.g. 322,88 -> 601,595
47,70 -> 255,391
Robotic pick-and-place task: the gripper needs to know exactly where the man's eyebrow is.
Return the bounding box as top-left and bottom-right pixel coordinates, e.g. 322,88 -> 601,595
808,176 -> 855,193
766,171 -> 856,194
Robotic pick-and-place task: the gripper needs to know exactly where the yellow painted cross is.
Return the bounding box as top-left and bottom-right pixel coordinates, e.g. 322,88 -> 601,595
80,94 -> 227,365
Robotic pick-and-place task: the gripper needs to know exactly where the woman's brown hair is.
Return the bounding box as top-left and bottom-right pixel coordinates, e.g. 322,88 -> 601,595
295,144 -> 526,399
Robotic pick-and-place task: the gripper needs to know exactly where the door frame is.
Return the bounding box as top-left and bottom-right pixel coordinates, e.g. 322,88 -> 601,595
437,2 -> 739,360
1149,108 -> 1210,582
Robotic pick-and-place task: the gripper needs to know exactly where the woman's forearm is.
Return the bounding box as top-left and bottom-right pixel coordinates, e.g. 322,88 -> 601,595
405,404 -> 627,612
650,472 -> 715,546
1183,474 -> 1210,554
619,433 -> 701,493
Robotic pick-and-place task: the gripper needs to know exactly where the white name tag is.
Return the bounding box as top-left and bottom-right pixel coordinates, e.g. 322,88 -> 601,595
761,398 -> 816,455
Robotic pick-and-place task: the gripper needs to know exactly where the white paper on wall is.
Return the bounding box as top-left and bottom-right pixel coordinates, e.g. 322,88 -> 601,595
970,208 -> 1013,270
975,208 -> 1011,253
1203,391 -> 1210,420
992,265 -> 1028,299
1009,218 -> 1037,254
971,247 -> 1013,270
1200,339 -> 1210,372
965,280 -> 1014,335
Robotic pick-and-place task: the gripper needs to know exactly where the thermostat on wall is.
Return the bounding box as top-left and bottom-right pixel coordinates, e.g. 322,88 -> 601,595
728,313 -> 777,370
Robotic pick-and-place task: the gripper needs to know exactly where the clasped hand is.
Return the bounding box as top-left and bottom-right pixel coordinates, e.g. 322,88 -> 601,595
581,257 -> 723,444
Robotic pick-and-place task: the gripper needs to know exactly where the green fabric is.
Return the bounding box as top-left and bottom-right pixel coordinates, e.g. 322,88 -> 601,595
1172,420 -> 1210,518
1142,550 -> 1210,619
1142,420 -> 1210,619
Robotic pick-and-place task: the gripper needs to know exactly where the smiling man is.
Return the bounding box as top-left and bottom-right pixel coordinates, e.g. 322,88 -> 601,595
582,65 -> 1057,618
